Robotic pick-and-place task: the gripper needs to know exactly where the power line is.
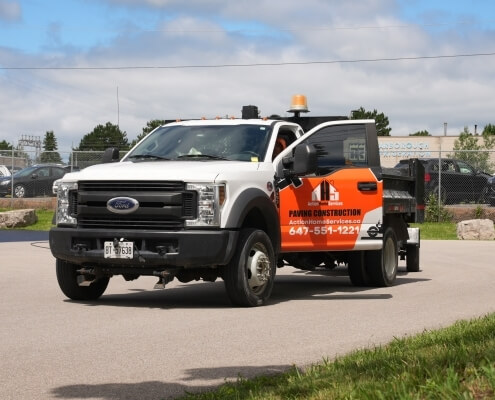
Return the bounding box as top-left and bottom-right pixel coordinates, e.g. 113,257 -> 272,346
1,52 -> 494,71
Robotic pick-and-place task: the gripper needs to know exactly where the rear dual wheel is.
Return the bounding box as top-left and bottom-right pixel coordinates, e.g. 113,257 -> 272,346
366,228 -> 398,286
348,251 -> 370,286
406,244 -> 420,272
348,228 -> 398,287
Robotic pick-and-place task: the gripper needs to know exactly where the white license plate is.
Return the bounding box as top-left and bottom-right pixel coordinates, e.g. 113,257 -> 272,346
104,241 -> 134,259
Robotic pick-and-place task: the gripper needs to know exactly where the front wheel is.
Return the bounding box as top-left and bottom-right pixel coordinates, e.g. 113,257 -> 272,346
223,229 -> 276,307
366,227 -> 398,287
56,259 -> 109,300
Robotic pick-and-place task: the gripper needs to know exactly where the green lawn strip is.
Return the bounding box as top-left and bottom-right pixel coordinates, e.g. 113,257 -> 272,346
411,222 -> 458,240
178,313 -> 495,400
0,208 -> 54,231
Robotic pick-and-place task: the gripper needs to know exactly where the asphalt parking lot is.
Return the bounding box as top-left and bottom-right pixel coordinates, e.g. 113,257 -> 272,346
1,233 -> 494,400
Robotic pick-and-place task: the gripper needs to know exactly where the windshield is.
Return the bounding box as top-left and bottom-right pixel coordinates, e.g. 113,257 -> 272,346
126,124 -> 272,162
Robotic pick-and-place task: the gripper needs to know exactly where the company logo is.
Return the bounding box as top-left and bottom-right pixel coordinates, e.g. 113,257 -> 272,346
107,197 -> 139,214
312,180 -> 339,202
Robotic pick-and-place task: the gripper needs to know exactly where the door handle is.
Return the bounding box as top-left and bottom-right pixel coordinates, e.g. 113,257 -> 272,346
358,182 -> 377,191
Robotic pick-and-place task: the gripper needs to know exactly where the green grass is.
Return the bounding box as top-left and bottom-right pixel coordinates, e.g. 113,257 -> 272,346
0,208 -> 54,231
177,313 -> 495,400
412,222 -> 458,240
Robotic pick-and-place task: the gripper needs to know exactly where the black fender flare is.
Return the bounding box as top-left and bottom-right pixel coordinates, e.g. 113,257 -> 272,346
225,188 -> 281,254
384,214 -> 409,244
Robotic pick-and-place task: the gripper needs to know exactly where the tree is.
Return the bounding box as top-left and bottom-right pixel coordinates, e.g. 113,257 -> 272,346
40,131 -> 62,163
0,140 -> 13,150
448,126 -> 494,173
0,141 -> 28,160
482,124 -> 495,149
130,119 -> 165,147
409,130 -> 430,136
350,107 -> 391,136
76,122 -> 129,151
482,123 -> 495,136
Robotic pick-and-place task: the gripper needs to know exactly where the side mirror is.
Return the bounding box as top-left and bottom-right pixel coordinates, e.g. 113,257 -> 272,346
282,143 -> 318,177
31,173 -> 38,179
102,147 -> 120,163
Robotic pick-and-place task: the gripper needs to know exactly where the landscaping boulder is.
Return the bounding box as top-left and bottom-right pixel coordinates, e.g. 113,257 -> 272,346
456,219 -> 495,240
0,209 -> 37,229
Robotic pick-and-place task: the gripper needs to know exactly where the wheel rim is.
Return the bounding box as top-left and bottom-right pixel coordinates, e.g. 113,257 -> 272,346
246,242 -> 271,294
383,236 -> 397,279
14,185 -> 25,198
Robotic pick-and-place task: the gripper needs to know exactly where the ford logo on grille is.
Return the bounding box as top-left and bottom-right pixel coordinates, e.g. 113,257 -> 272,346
107,197 -> 139,214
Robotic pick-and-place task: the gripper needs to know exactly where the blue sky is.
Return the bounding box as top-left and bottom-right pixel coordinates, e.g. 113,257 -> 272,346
0,1 -> 290,53
2,0 -> 494,53
0,0 -> 494,150
399,0 -> 495,26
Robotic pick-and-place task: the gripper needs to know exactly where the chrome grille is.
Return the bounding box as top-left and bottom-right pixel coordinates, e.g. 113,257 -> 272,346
73,181 -> 196,230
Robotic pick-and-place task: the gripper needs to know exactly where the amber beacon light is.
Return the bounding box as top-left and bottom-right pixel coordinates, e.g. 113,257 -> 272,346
287,94 -> 309,117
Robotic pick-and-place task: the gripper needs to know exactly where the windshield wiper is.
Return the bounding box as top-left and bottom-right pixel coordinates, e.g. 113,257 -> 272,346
127,154 -> 170,161
176,154 -> 229,161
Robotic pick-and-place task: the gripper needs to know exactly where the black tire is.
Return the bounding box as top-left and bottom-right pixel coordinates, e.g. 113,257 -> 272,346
347,251 -> 370,286
432,185 -> 447,205
406,244 -> 420,272
56,259 -> 109,300
14,184 -> 26,198
366,227 -> 398,287
223,228 -> 276,307
478,187 -> 489,204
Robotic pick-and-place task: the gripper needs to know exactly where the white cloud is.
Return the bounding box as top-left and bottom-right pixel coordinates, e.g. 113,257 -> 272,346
0,0 -> 21,22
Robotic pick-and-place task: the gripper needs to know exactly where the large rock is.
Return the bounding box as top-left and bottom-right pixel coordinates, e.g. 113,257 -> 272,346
0,209 -> 38,228
456,219 -> 495,240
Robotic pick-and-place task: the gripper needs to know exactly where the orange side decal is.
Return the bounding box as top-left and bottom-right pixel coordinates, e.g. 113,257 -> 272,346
278,168 -> 383,252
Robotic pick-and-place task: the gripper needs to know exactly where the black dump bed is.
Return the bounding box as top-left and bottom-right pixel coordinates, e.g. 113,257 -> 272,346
382,159 -> 425,223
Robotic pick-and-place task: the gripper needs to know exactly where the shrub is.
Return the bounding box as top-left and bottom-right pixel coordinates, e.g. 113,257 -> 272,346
425,193 -> 453,222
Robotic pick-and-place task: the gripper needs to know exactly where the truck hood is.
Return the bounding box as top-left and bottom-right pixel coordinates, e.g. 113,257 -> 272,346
64,160 -> 268,182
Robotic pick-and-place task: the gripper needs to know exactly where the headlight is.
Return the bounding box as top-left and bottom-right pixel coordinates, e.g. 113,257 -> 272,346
185,183 -> 226,227
52,179 -> 61,194
56,182 -> 78,227
0,180 -> 10,186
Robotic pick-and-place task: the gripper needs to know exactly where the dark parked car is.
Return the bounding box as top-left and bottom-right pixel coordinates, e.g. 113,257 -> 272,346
395,158 -> 492,204
488,176 -> 495,206
0,164 -> 69,198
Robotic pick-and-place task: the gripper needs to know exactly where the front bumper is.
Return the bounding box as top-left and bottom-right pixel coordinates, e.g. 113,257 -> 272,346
49,228 -> 238,268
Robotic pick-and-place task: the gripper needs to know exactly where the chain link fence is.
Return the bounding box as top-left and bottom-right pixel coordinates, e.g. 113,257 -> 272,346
0,150 -> 106,174
394,150 -> 495,221
0,150 -> 107,207
1,148 -> 494,210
